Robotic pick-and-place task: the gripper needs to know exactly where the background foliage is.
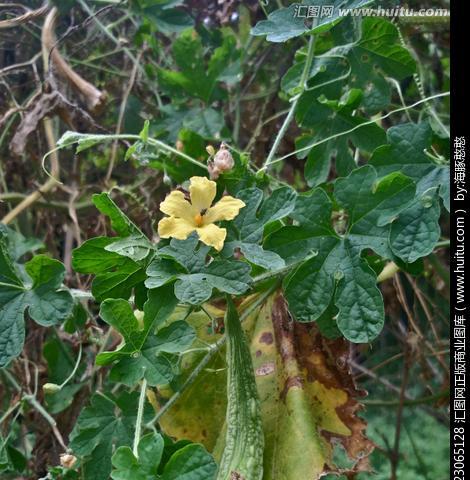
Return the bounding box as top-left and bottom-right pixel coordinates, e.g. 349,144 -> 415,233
1,0 -> 449,479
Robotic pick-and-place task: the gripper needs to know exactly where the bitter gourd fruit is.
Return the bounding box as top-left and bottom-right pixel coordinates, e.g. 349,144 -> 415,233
216,296 -> 264,480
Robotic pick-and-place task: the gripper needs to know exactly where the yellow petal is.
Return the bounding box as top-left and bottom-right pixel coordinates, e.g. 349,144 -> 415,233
196,224 -> 227,251
189,176 -> 216,212
160,191 -> 197,223
158,216 -> 195,240
203,196 -> 245,224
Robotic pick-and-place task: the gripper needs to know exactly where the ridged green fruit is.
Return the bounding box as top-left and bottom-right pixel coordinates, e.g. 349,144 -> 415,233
216,296 -> 264,480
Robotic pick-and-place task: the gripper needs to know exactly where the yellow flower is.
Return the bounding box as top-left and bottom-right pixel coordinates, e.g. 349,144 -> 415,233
158,176 -> 245,251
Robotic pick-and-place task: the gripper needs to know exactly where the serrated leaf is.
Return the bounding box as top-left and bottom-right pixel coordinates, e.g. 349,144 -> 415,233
158,30 -> 238,102
281,55 -> 350,97
161,443 -> 217,480
173,261 -> 252,305
0,224 -> 43,261
72,191 -> 152,301
111,433 -> 163,480
250,4 -> 309,43
370,121 -> 450,210
0,245 -> 73,367
105,236 -> 155,262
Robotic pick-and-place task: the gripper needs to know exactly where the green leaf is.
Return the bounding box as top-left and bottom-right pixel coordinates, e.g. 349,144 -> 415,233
158,106 -> 225,143
173,262 -> 251,304
222,187 -> 296,269
158,30 -> 238,102
296,89 -> 386,186
161,444 -> 217,480
370,121 -> 449,259
266,165 -> 416,342
111,433 -> 163,480
0,246 -> 73,367
251,0 -> 374,43
72,194 -> 152,301
0,224 -> 43,261
281,55 -> 350,97
110,433 -> 216,480
96,286 -> 192,386
70,392 -> 152,480
138,2 -> 194,35
370,121 -> 449,209
390,190 -> 441,263
146,236 -> 252,305
72,237 -> 146,302
335,167 -> 416,257
331,17 -> 416,112
159,235 -> 209,272
92,193 -> 143,237
250,4 -> 309,43
105,236 -> 155,262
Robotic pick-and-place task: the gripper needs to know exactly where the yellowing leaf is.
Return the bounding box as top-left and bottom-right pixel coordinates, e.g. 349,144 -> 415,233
158,294 -> 373,479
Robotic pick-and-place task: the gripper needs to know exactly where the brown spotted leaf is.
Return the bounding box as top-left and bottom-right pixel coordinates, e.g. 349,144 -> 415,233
158,293 -> 374,479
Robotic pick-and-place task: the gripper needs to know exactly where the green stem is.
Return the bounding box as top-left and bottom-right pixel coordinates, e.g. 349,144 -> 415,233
261,91 -> 449,169
0,401 -> 20,426
133,378 -> 148,457
263,34 -> 315,170
59,342 -> 83,389
252,253 -> 316,285
2,370 -> 67,449
49,133 -> 207,172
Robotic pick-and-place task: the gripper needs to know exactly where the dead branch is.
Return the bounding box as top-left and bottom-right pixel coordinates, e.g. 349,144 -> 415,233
0,2 -> 49,29
42,7 -> 106,114
9,90 -> 98,156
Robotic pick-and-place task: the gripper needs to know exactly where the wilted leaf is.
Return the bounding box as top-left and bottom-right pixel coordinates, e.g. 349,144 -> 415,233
157,294 -> 373,479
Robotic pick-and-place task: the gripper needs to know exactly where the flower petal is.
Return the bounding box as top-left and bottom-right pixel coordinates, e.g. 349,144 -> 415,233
204,196 -> 245,224
158,216 -> 195,240
196,224 -> 227,251
189,176 -> 216,212
160,191 -> 197,223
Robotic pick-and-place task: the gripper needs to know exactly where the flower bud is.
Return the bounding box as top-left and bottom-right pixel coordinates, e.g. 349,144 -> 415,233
60,453 -> 77,469
206,145 -> 216,156
208,143 -> 234,180
43,383 -> 61,394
